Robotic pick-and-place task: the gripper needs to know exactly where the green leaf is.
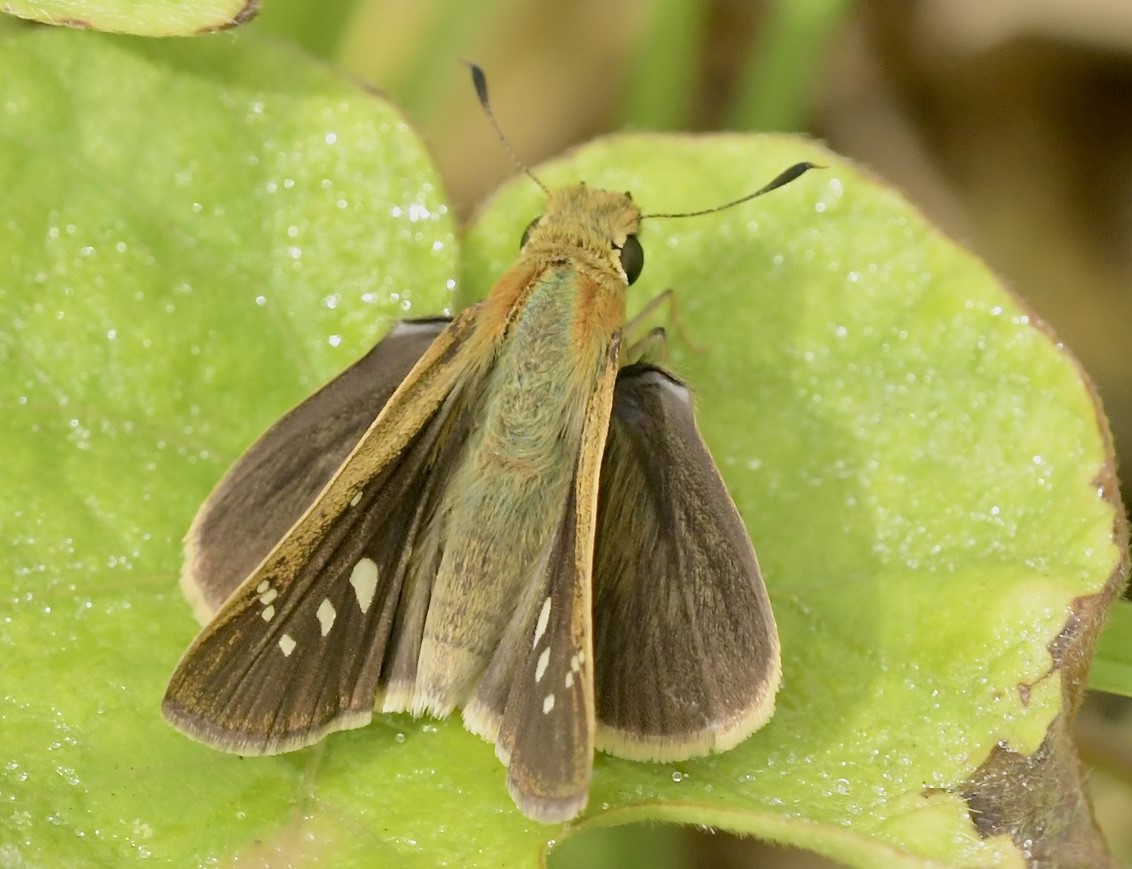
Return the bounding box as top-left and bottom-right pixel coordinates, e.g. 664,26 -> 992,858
464,139 -> 1125,865
2,0 -> 257,36
2,26 -> 1125,869
1091,599 -> 1132,697
0,28 -> 476,867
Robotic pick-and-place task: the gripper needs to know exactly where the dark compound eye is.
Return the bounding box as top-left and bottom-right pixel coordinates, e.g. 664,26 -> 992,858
618,234 -> 644,285
520,216 -> 541,249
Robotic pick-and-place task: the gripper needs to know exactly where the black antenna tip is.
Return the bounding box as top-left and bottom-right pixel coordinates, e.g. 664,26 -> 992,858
642,159 -> 824,220
463,61 -> 550,195
465,61 -> 490,109
762,161 -> 824,195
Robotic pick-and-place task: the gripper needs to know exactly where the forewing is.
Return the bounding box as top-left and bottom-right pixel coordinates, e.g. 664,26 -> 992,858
593,364 -> 780,761
495,480 -> 594,822
184,319 -> 450,620
163,315 -> 480,754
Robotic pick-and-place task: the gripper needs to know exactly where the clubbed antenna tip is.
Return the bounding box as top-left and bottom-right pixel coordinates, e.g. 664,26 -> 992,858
468,62 -> 490,109
644,161 -> 824,220
464,61 -> 548,195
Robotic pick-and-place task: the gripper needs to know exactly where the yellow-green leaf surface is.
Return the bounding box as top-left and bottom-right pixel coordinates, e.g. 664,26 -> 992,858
2,26 -> 1125,869
463,142 -> 1126,865
2,0 -> 256,36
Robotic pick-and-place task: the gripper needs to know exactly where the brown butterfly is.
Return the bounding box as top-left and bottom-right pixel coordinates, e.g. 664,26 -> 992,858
164,64 -> 813,823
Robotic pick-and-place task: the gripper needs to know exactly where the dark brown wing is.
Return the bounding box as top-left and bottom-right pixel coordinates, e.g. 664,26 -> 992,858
496,477 -> 595,822
592,363 -> 780,761
182,319 -> 450,619
163,315 -> 482,755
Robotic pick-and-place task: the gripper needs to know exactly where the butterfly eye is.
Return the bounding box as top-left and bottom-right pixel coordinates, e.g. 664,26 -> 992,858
520,217 -> 541,249
618,235 -> 644,285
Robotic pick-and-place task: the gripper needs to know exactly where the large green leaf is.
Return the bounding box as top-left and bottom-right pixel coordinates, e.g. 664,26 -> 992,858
465,138 -> 1127,865
1,26 -> 1124,868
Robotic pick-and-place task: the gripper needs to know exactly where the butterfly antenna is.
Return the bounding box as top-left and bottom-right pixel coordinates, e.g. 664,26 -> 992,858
643,161 -> 822,220
466,62 -> 549,195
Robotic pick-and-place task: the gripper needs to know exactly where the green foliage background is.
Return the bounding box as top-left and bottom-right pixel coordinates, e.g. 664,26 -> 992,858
1,2 -> 1129,867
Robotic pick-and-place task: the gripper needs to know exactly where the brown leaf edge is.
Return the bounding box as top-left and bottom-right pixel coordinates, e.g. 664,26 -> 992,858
195,0 -> 260,35
950,304 -> 1130,867
0,0 -> 260,35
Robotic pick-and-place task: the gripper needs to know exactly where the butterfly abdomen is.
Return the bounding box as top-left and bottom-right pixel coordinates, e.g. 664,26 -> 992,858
408,263 -> 616,716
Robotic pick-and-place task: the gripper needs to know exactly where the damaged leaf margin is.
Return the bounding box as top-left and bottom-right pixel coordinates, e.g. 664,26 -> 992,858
952,337 -> 1129,867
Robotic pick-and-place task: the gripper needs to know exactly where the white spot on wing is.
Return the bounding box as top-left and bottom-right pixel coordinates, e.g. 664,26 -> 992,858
261,605 -> 275,622
532,596 -> 552,649
350,558 -> 379,614
316,599 -> 336,636
570,653 -> 581,673
542,693 -> 555,714
349,491 -> 362,507
256,580 -> 270,594
565,671 -> 574,688
258,588 -> 278,605
278,634 -> 297,656
535,647 -> 550,683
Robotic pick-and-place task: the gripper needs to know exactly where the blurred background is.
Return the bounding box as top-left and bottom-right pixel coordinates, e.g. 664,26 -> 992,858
178,0 -> 1132,863
245,0 -> 1132,865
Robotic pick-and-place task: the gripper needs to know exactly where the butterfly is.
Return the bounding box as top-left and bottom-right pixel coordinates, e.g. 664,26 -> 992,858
163,64 -> 811,823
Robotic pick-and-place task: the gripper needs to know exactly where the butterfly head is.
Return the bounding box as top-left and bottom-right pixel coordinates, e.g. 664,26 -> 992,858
519,186 -> 644,286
